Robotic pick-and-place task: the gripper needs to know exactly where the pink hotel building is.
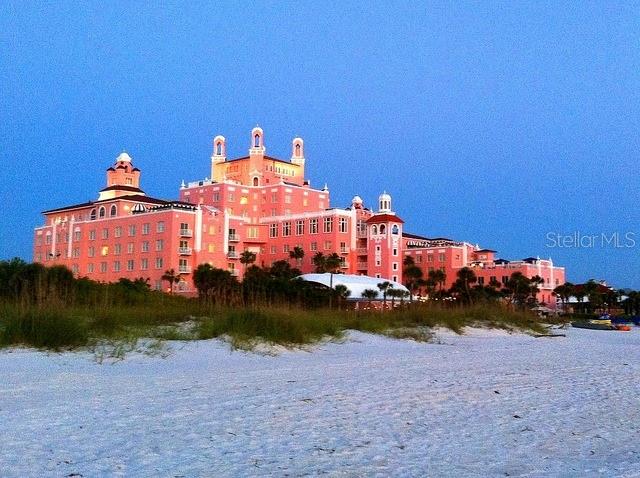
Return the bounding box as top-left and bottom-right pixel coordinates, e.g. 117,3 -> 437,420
33,127 -> 565,306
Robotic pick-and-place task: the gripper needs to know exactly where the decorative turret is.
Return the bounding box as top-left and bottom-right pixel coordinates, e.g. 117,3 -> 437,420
378,191 -> 392,213
351,195 -> 363,209
291,137 -> 305,167
99,151 -> 145,200
212,135 -> 226,163
249,126 -> 265,155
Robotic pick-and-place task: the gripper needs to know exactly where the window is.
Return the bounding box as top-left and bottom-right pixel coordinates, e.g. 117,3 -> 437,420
392,262 -> 398,271
101,228 -> 109,239
89,230 -> 96,240
324,240 -> 332,250
114,243 -> 121,255
216,142 -> 222,155
156,221 -> 165,233
340,242 -> 347,253
72,248 -> 80,258
141,241 -> 149,252
127,242 -> 134,254
371,225 -> 378,235
253,177 -> 259,186
478,277 -> 485,285
99,206 -> 106,218
392,225 -> 399,235
247,227 -> 258,239
213,192 -> 220,202
113,261 -> 120,272
295,220 -> 304,235
90,209 -> 97,220
439,253 -> 445,262
269,224 -> 278,238
73,231 -> 81,241
110,205 -> 117,217
282,221 -> 291,237
156,239 -> 164,251
309,218 -> 318,234
310,242 -> 318,251
100,262 -> 107,273
416,254 -> 422,264
393,248 -> 398,256
270,245 -> 277,254
87,263 -> 94,273
127,260 -> 134,271
284,195 -> 291,204
88,246 -> 95,258
375,259 -> 381,266
155,257 -> 163,269
271,192 -> 278,203
427,254 -> 433,262
339,217 -> 348,233
323,217 -> 333,233
380,224 -> 386,234
114,226 -> 122,238
128,225 -> 136,237
502,276 -> 509,285
101,246 -> 109,256
141,259 -> 148,270
254,133 -> 260,147
142,223 -> 150,235
228,193 -> 235,202
283,244 -> 290,253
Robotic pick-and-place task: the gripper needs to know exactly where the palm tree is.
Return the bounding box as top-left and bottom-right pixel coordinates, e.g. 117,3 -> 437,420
361,288 -> 379,308
377,281 -> 393,309
403,256 -> 423,302
161,268 -> 181,294
312,252 -> 326,273
455,267 -> 477,304
239,250 -> 257,274
289,246 -> 305,268
325,253 -> 343,308
333,284 -> 351,309
428,269 -> 447,295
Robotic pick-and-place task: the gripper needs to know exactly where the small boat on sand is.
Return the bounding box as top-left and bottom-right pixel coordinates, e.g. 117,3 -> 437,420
572,315 -> 632,331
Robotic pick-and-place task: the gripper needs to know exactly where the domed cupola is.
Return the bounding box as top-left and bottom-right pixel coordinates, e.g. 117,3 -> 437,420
378,191 -> 392,213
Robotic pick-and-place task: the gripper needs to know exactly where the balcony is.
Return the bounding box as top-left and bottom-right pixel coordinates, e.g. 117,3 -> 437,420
340,261 -> 349,269
179,229 -> 193,237
357,261 -> 368,270
357,230 -> 368,238
356,247 -> 368,254
178,247 -> 192,255
228,234 -> 239,242
178,266 -> 192,274
227,251 -> 238,259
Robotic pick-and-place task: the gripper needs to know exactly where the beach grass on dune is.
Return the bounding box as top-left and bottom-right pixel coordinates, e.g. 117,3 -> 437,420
0,300 -> 554,352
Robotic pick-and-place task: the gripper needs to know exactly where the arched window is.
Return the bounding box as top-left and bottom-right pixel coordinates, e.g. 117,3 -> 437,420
254,134 -> 260,148
90,209 -> 97,220
295,143 -> 301,156
110,205 -> 117,217
392,225 -> 399,235
253,177 -> 259,187
371,225 -> 378,235
216,142 -> 222,155
98,206 -> 106,218
380,224 -> 386,234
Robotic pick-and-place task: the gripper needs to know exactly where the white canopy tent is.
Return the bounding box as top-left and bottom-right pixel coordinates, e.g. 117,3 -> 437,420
297,273 -> 409,300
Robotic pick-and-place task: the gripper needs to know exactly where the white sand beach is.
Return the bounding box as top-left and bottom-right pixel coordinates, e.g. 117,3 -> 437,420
1,327 -> 639,477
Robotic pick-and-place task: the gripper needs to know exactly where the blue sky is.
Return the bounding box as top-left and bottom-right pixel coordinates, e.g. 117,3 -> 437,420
1,1 -> 639,288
